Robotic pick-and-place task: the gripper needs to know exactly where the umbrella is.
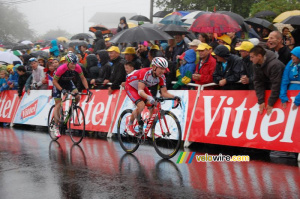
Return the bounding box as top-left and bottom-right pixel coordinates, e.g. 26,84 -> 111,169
181,11 -> 207,25
0,51 -> 23,64
186,31 -> 197,41
183,11 -> 211,25
159,24 -> 189,36
181,11 -> 205,21
245,17 -> 277,31
217,11 -> 244,26
12,44 -> 32,50
6,49 -> 22,56
274,23 -> 294,32
89,24 -> 111,35
159,15 -> 189,26
129,15 -> 151,22
141,23 -> 162,29
254,10 -> 277,18
273,10 -> 300,23
189,13 -> 241,33
165,11 -> 190,17
281,15 -> 300,26
57,37 -> 69,42
109,26 -> 173,43
21,40 -> 33,45
30,51 -> 49,59
68,40 -> 88,47
153,11 -> 172,18
216,11 -> 250,32
71,33 -> 94,40
127,22 -> 138,28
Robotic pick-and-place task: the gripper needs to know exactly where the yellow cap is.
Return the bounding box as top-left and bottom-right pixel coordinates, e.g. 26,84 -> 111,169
105,37 -> 110,42
235,41 -> 254,52
60,56 -> 66,62
7,65 -> 14,71
107,46 -> 120,53
197,43 -> 212,51
224,45 -> 231,51
122,47 -> 136,54
150,45 -> 160,50
217,34 -> 232,45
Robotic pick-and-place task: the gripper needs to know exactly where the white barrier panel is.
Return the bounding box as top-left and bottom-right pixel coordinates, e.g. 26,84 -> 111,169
13,90 -> 54,126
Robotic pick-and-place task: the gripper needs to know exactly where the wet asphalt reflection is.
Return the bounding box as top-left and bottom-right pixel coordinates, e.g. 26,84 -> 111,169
0,127 -> 300,199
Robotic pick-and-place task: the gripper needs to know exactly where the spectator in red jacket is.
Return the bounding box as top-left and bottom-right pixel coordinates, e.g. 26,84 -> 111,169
192,43 -> 216,86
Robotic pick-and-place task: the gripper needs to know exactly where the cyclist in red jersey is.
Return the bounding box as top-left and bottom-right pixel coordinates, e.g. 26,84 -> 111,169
125,57 -> 180,136
51,52 -> 90,137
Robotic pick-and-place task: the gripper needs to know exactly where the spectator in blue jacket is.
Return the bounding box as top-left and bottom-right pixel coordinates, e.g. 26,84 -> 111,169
50,40 -> 60,57
280,46 -> 300,110
6,64 -> 19,90
173,49 -> 196,89
0,70 -> 9,92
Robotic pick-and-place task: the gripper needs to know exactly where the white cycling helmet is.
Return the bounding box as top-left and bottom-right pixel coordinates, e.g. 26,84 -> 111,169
152,57 -> 168,69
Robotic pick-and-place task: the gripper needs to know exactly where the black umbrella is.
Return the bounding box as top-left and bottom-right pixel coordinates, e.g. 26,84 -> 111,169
217,11 -> 251,32
186,31 -> 197,41
71,33 -> 94,40
153,11 -> 172,18
68,40 -> 88,47
30,51 -> 49,59
193,11 -> 211,19
12,44 -> 32,50
159,24 -> 189,36
282,15 -> 300,26
245,17 -> 277,31
110,26 -> 173,43
217,11 -> 244,25
254,10 -> 277,18
129,15 -> 151,22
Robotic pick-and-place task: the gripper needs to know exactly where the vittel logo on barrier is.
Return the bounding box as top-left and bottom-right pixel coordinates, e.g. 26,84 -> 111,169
203,96 -> 298,143
0,93 -> 18,118
21,100 -> 38,120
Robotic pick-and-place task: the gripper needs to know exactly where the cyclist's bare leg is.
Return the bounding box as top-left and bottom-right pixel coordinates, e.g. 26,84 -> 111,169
130,101 -> 145,123
54,98 -> 61,125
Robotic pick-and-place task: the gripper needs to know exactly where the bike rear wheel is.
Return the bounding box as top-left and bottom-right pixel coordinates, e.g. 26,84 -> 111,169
117,109 -> 140,154
67,106 -> 85,145
152,111 -> 182,159
48,105 -> 59,141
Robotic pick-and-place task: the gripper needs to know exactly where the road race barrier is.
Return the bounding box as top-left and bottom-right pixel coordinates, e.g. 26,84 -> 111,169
1,83 -> 300,155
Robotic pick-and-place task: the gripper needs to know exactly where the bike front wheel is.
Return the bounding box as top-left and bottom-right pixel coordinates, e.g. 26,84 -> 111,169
67,106 -> 85,145
48,105 -> 59,141
117,109 -> 140,154
152,111 -> 182,159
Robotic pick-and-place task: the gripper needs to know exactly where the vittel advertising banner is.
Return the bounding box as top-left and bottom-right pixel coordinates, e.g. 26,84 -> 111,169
188,90 -> 300,152
13,90 -> 54,126
0,91 -> 20,123
61,90 -> 125,132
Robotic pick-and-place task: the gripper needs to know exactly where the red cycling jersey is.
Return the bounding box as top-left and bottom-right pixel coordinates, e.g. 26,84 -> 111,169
125,68 -> 166,105
126,68 -> 166,90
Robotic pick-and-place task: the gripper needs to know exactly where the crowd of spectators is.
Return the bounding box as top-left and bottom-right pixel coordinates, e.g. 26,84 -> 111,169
1,17 -> 300,119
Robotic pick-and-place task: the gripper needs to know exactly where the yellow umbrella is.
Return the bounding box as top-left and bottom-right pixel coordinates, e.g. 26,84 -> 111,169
127,22 -> 138,28
57,37 -> 69,42
0,48 -> 5,51
273,10 -> 300,23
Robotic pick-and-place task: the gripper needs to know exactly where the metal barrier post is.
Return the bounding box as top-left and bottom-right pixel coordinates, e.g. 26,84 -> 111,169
107,85 -> 123,138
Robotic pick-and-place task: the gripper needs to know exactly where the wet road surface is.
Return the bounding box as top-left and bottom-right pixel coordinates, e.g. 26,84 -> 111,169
0,127 -> 300,199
